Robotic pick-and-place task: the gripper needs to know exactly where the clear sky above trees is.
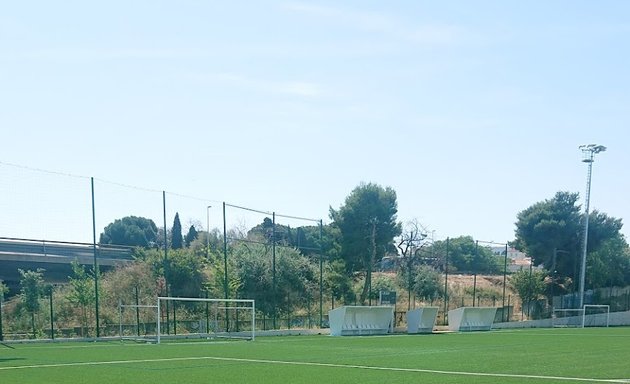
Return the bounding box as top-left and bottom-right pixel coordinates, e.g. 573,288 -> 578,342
1,1 -> 629,244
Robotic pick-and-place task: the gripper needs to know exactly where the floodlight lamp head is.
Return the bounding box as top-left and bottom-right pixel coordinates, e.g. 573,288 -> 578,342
579,144 -> 606,152
592,145 -> 606,154
579,144 -> 606,162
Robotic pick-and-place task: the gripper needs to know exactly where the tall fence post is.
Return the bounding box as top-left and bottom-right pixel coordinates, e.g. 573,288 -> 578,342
205,290 -> 210,334
472,240 -> 478,307
135,286 -> 140,337
222,202 -> 229,331
0,287 -> 4,341
272,212 -> 277,329
163,191 -> 170,334
443,237 -> 449,325
48,285 -> 54,340
319,220 -> 323,328
91,177 -> 100,338
502,243 -> 508,321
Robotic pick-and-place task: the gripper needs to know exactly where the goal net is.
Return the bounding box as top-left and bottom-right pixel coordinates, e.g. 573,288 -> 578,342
582,305 -> 610,327
157,297 -> 255,343
552,305 -> 610,328
118,301 -> 159,343
552,308 -> 585,328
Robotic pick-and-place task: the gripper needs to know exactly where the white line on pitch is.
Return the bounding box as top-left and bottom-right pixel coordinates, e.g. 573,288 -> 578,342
0,355 -> 627,383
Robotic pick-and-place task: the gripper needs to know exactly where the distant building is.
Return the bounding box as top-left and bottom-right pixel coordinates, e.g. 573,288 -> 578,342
491,246 -> 536,273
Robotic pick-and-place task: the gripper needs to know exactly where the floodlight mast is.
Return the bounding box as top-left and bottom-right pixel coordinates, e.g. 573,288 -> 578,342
578,144 -> 606,308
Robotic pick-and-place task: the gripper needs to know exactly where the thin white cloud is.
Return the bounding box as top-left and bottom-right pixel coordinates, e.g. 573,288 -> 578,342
279,82 -> 321,97
283,1 -> 469,45
283,2 -> 340,18
2,48 -> 212,62
185,72 -> 324,98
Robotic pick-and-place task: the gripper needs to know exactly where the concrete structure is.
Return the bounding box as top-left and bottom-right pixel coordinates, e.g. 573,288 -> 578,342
328,306 -> 394,336
0,238 -> 132,295
448,307 -> 498,332
406,307 -> 438,334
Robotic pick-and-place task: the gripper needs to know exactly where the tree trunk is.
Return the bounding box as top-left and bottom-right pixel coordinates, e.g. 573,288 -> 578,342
81,306 -> 87,337
360,221 -> 377,305
360,271 -> 370,304
31,312 -> 36,339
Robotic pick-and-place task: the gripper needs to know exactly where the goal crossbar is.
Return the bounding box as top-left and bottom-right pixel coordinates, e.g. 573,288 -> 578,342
552,308 -> 584,328
582,305 -> 610,328
158,297 -> 254,304
118,301 -> 160,342
552,305 -> 610,328
156,297 -> 256,343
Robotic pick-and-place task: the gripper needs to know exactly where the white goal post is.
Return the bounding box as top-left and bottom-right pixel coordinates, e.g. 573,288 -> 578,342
552,308 -> 585,328
552,305 -> 610,328
582,305 -> 610,328
118,301 -> 159,343
157,297 -> 256,343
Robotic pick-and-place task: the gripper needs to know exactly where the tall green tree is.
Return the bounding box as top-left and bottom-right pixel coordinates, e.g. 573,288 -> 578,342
510,268 -> 547,315
184,225 -> 198,248
67,260 -> 96,337
514,192 -> 582,278
514,191 -> 630,289
100,216 -> 159,247
171,213 -> 183,249
330,183 -> 402,304
19,268 -> 45,338
99,261 -> 161,328
248,217 -> 282,244
189,228 -> 223,260
587,236 -> 630,288
586,210 -> 625,252
228,243 -> 317,317
138,247 -> 207,297
411,265 -> 444,302
323,259 -> 354,306
396,262 -> 443,305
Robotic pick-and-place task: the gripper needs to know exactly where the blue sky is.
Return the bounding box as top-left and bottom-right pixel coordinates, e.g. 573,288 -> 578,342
1,1 -> 628,244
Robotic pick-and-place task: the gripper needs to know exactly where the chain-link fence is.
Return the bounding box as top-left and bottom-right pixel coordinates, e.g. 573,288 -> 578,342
2,162 -> 629,341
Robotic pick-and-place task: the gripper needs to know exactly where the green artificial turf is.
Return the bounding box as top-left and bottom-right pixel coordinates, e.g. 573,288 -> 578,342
1,328 -> 629,383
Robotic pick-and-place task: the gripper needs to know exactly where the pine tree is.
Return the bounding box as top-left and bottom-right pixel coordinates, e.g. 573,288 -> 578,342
184,225 -> 198,247
171,212 -> 183,249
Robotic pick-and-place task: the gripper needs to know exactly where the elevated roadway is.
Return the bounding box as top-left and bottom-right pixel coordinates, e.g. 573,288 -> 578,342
0,237 -> 134,296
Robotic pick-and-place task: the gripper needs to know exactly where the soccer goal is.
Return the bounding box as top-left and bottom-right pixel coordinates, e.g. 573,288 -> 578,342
582,305 -> 610,327
157,297 -> 255,343
118,301 -> 159,343
552,308 -> 585,328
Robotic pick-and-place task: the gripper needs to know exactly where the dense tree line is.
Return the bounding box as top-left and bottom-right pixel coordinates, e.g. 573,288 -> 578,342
80,187 -> 630,318
5,185 -> 630,338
